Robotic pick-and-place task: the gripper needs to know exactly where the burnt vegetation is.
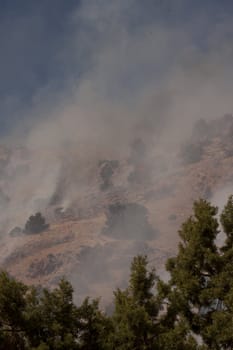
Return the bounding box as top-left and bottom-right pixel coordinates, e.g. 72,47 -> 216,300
24,212 -> 49,234
181,114 -> 233,164
98,160 -> 119,191
103,202 -> 156,239
127,137 -> 151,185
180,119 -> 210,164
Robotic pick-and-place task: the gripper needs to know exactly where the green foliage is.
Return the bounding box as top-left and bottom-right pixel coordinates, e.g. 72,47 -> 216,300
220,195 -> 233,250
111,255 -> 160,350
0,271 -> 28,349
77,297 -> 112,350
3,195 -> 233,348
162,197 -> 233,348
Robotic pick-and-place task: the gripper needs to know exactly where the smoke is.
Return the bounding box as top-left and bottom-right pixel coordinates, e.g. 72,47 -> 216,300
1,0 -> 233,300
23,2 -> 233,154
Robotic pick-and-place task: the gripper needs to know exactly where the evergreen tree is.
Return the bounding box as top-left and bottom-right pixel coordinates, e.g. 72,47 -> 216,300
0,271 -> 28,349
35,278 -> 80,349
220,195 -> 233,250
163,199 -> 221,347
111,255 -> 160,350
3,196 -> 233,349
77,298 -> 112,350
203,195 -> 233,349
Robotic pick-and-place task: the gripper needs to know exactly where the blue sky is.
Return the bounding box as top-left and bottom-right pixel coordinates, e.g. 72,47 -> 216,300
0,0 -> 233,135
0,0 -> 79,133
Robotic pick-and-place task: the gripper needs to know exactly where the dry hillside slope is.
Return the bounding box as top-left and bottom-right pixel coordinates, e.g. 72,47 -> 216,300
1,115 -> 233,302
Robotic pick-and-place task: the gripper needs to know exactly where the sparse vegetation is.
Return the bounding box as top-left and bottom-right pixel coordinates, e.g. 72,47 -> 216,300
180,141 -> 205,164
180,119 -> 209,165
181,115 -> 233,165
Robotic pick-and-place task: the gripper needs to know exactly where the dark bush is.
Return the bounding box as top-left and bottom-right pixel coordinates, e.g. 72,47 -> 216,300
24,212 -> 49,234
128,169 -> 142,185
9,226 -> 23,237
192,118 -> 209,141
180,142 -> 205,165
99,160 -> 119,191
168,214 -> 177,221
103,202 -> 156,239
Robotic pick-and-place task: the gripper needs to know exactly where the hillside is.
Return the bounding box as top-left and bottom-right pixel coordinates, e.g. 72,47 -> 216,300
1,115 -> 233,303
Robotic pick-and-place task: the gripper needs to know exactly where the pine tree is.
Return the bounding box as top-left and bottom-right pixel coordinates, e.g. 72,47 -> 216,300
0,271 -> 28,349
111,255 -> 160,350
203,195 -> 233,349
77,297 -> 112,350
36,278 -> 79,349
163,199 -> 221,347
220,195 -> 233,250
3,196 -> 233,349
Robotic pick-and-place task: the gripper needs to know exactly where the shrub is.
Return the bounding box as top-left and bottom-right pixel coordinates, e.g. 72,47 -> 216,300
99,160 -> 119,191
24,212 -> 49,234
9,226 -> 23,237
180,142 -> 205,164
103,202 -> 156,239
